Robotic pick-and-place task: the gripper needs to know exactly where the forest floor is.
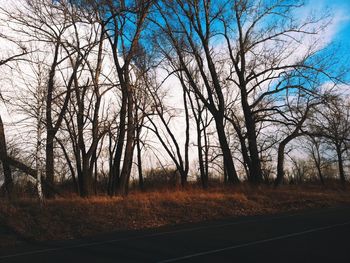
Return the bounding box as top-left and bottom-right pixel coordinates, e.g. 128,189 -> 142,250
1,183 -> 350,248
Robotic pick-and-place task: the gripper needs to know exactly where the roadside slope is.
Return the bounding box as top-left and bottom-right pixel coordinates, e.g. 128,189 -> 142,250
1,185 -> 350,247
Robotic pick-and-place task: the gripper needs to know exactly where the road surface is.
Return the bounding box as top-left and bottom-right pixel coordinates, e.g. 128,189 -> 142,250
1,206 -> 350,262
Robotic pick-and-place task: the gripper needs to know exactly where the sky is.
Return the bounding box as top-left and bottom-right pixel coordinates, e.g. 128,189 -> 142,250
306,0 -> 350,83
322,0 -> 350,47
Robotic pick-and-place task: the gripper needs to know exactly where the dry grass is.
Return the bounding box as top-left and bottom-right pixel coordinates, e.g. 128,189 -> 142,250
1,184 -> 350,247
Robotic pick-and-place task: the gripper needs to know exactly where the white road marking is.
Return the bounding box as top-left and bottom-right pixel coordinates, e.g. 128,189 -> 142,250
157,221 -> 350,263
0,207 -> 345,260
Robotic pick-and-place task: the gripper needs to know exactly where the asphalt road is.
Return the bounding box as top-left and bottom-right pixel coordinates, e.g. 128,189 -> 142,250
1,206 -> 350,262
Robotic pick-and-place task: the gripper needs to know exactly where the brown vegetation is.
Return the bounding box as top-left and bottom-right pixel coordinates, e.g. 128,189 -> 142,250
1,184 -> 350,247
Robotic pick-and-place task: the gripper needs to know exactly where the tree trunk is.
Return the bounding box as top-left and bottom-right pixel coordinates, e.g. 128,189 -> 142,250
182,87 -> 190,187
275,141 -> 287,186
214,116 -> 239,184
35,114 -> 44,202
275,132 -> 304,187
45,131 -> 55,198
203,115 -> 210,185
44,41 -> 60,198
236,13 -> 262,184
316,164 -> 325,185
311,140 -> 325,185
196,119 -> 208,188
229,118 -> 252,180
57,126 -> 80,194
241,91 -> 263,184
136,126 -> 144,190
80,157 -> 93,197
117,82 -> 135,196
336,145 -> 346,187
0,114 -> 13,199
109,88 -> 127,196
179,170 -> 187,187
94,151 -> 98,195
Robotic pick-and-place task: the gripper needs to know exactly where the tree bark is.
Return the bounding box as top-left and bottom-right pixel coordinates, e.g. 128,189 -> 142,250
336,145 -> 346,187
136,128 -> 144,190
196,116 -> 208,188
275,134 -> 302,186
0,114 -> 13,199
135,103 -> 144,190
310,138 -> 325,185
81,156 -> 94,197
117,81 -> 135,196
45,131 -> 55,197
275,141 -> 287,186
44,40 -> 60,198
214,116 -> 239,184
240,87 -> 263,183
35,112 -> 44,202
109,86 -> 127,196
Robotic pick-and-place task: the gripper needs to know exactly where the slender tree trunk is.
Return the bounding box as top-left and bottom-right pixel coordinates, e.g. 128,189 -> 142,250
44,41 -> 60,198
178,171 -> 185,187
336,145 -> 346,187
45,52 -> 76,198
45,131 -> 55,197
239,139 -> 252,180
35,113 -> 44,202
109,88 -> 127,195
107,132 -> 114,194
0,114 -> 13,199
241,91 -> 263,184
94,152 -> 98,195
117,81 -> 135,196
275,141 -> 287,186
182,87 -> 190,187
214,116 -> 239,184
275,131 -> 305,187
203,115 -> 210,184
136,124 -> 144,190
81,156 -> 93,197
229,118 -> 252,180
311,140 -> 325,185
190,93 -> 208,188
77,168 -> 84,197
234,7 -> 263,184
57,135 -> 79,193
316,164 -> 325,185
136,137 -> 144,190
196,119 -> 207,188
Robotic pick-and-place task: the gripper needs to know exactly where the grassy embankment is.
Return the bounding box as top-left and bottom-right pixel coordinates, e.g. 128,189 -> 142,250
1,183 -> 350,247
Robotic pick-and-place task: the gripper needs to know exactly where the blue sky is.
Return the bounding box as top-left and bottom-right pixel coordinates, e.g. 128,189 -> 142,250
317,0 -> 350,81
322,0 -> 350,46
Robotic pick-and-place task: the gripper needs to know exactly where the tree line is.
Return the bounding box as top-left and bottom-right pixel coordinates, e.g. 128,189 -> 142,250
0,0 -> 349,199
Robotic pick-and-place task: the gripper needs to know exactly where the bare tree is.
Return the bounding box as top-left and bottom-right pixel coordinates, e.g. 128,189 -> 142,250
87,0 -> 153,196
272,88 -> 323,186
142,70 -> 191,187
221,0 -> 334,184
304,136 -> 326,185
10,55 -> 48,201
310,96 -> 350,186
188,86 -> 212,188
0,21 -> 30,199
62,16 -> 112,197
2,0 -> 92,196
151,1 -> 240,183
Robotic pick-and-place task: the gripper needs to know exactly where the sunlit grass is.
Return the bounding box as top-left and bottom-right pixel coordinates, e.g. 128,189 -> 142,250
1,183 -> 349,247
